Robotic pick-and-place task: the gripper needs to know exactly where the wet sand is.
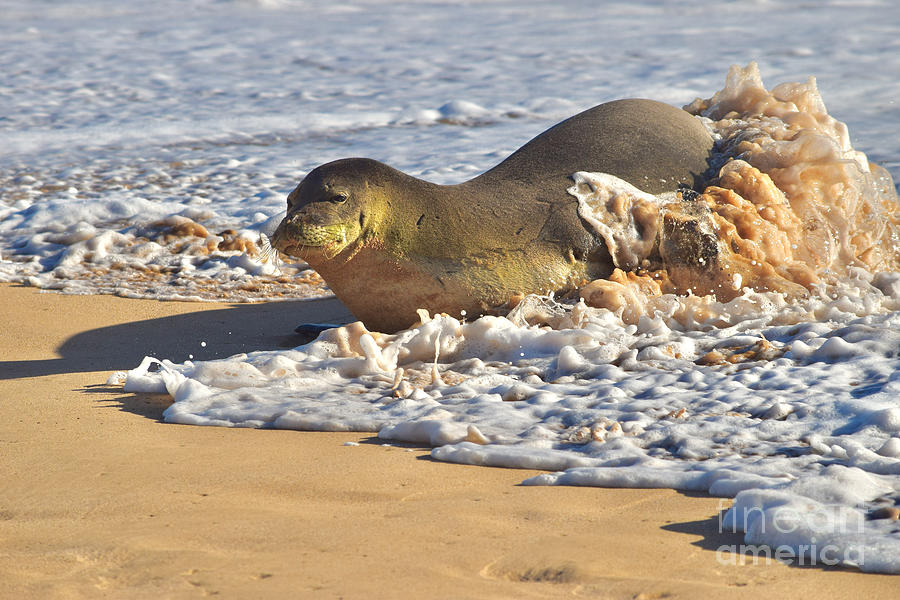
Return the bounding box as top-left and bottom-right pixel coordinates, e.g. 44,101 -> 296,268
0,283 -> 895,598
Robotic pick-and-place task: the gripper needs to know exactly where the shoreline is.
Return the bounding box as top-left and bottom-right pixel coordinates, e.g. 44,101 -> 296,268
1,283 -> 895,598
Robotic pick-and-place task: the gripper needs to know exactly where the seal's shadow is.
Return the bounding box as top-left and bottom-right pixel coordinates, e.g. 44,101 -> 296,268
0,296 -> 355,380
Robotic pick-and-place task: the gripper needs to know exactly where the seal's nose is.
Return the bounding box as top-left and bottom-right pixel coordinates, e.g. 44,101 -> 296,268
287,207 -> 333,228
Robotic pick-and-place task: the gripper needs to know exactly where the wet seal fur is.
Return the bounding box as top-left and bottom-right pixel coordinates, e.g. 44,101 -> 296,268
273,99 -> 714,332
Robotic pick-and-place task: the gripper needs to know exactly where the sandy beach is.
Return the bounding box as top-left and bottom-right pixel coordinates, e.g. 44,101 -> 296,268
0,282 -> 896,598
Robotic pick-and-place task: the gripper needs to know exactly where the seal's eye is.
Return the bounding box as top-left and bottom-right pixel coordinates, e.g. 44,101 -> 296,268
329,192 -> 349,204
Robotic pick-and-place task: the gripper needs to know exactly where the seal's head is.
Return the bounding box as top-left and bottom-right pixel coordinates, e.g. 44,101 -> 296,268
273,158 -> 391,262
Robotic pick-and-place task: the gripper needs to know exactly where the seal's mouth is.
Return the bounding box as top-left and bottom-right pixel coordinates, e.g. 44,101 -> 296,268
292,223 -> 348,248
272,219 -> 353,260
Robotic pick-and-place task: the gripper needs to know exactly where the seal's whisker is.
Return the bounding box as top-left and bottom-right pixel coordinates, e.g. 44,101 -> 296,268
258,232 -> 277,262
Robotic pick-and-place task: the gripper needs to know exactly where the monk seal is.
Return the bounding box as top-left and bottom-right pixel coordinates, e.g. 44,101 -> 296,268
273,99 -> 714,332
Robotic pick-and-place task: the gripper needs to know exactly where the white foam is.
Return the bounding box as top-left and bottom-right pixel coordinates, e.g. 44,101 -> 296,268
126,281 -> 900,571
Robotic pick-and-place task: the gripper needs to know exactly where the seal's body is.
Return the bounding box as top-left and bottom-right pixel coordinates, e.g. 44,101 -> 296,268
273,99 -> 714,332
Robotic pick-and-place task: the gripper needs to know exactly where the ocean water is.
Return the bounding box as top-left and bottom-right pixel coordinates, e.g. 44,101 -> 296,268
4,0 -> 900,574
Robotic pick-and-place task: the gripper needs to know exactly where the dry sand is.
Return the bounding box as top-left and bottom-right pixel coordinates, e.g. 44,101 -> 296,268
0,282 -> 896,598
